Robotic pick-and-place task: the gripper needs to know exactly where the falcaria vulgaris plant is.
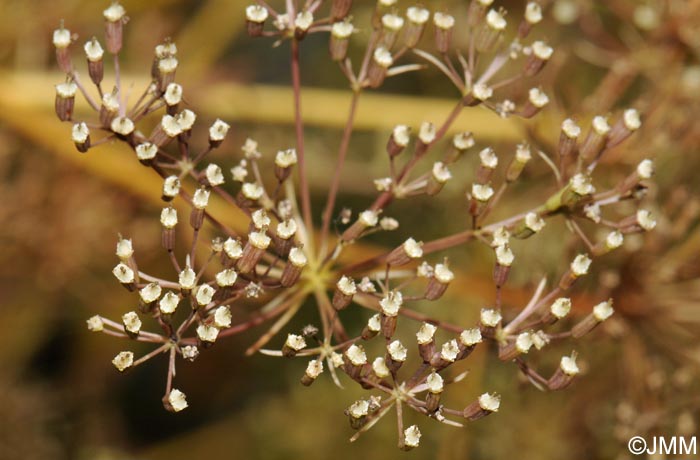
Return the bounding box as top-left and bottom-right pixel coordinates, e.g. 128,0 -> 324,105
53,0 -> 658,450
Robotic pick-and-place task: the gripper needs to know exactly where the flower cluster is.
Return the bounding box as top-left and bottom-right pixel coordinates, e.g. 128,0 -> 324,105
54,0 -> 658,450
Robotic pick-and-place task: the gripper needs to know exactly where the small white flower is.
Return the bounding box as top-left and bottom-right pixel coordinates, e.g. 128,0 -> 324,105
416,322 -> 437,344
407,6 -> 430,24
623,109 -> 641,131
440,339 -> 460,362
404,425 -> 422,448
288,247 -> 307,267
122,311 -> 141,334
419,122 -> 436,144
139,283 -> 162,304
380,217 -> 399,231
305,359 -> 324,378
182,345 -> 199,361
495,244 -> 514,266
359,210 -> 379,227
486,9 -> 507,30
525,2 -> 543,24
53,27 -> 72,48
275,149 -> 298,168
249,231 -> 271,249
160,207 -> 178,228
112,263 -> 134,284
531,41 -> 553,60
246,4 -> 269,22
295,11 -> 314,31
72,122 -> 90,143
570,254 -> 592,276
592,115 -> 611,135
434,263 -> 454,283
515,332 -> 533,353
136,142 -> 158,161
525,212 -> 545,232
178,267 -> 197,290
550,298 -> 571,319
164,83 -> 183,106
224,238 -> 243,259
593,299 -> 614,321
480,308 -> 502,327
167,389 -> 188,412
479,147 -> 498,169
374,177 -> 393,191
373,47 -> 393,67
337,276 -> 357,296
460,328 -> 482,347
387,340 -> 407,362
380,291 -> 403,316
478,392 -> 501,411
159,291 -> 179,314
193,188 -> 210,209
206,164 -> 225,186
606,231 -> 624,250
427,372 -> 444,393
345,344 -> 367,366
215,268 -> 238,287
528,88 -> 549,108
367,314 -> 381,333
637,159 -> 654,179
331,21 -> 354,38
112,351 -> 133,372
86,315 -> 104,332
197,324 -> 219,343
285,333 -> 307,351
116,238 -> 133,259
242,182 -> 264,200
209,119 -> 230,142
110,117 -> 135,136
562,118 -> 581,138
372,357 -> 390,378
195,284 -> 216,306
637,209 -> 657,231
472,83 -> 493,101
103,3 -> 126,22
560,353 -> 580,376
472,183 -> 495,202
569,173 -> 595,196
433,12 -> 455,29
382,13 -> 404,31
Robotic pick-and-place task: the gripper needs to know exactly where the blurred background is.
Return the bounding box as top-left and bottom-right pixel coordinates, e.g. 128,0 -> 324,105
0,0 -> 699,459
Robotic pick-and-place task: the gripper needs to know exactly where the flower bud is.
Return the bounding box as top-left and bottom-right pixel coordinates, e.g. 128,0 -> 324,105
493,244 -> 514,287
457,328 -> 482,360
380,13 -> 404,48
343,344 -> 367,380
430,339 -> 459,370
433,12 -> 455,53
99,91 -> 120,127
182,345 -> 199,362
558,118 -> 581,159
469,183 -> 494,217
518,2 -> 543,38
425,372 -> 443,412
222,238 -> 243,266
160,207 -> 178,251
380,291 -> 402,337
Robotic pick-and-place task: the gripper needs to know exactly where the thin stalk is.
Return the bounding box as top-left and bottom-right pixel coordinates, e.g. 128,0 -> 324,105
320,90 -> 361,256
290,39 -> 314,249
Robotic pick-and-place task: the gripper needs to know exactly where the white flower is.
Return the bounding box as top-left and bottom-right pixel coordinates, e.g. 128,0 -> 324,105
433,12 -> 455,29
427,372 -> 444,393
637,209 -> 657,231
209,119 -> 230,142
168,389 -> 188,412
380,291 -> 403,316
139,283 -> 162,304
593,299 -> 614,321
86,315 -> 104,332
336,276 -> 357,296
112,263 -> 134,283
285,334 -> 307,351
372,357 -> 390,378
560,353 -> 580,376
387,340 -> 407,361
404,425 -> 422,448
440,339 -> 459,362
478,393 -> 501,411
459,328 -> 482,347
195,284 -> 216,306
116,238 -> 134,259
178,267 -> 197,290
480,308 -> 502,327
112,351 -> 133,372
275,149 -> 298,168
215,268 -> 238,287
197,324 -> 219,343
550,298 -> 571,319
416,323 -> 437,344
206,164 -> 225,186
159,291 -> 179,314
345,344 -> 367,366
160,207 -> 178,228
486,9 -> 507,30
122,311 -> 141,334
570,254 -> 592,276
246,4 -> 269,22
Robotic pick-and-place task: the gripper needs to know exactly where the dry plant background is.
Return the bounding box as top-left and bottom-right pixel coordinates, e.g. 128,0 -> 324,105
0,0 -> 699,459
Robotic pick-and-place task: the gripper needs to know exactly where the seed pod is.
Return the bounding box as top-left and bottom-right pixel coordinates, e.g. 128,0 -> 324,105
498,331 -> 533,361
342,209 -> 379,241
386,125 -> 411,157
521,88 -> 549,118
163,83 -> 183,114
160,207 -> 177,251
294,11 -> 314,40
343,345 -> 367,380
280,247 -> 307,287
444,131 -> 475,163
282,334 -> 307,357
84,38 -> 105,85
386,238 -> 423,266
580,116 -> 611,161
275,148 -> 298,182
330,21 -> 354,61
524,40 -> 553,77
404,6 -> 430,48
156,56 -> 178,92
607,108 -> 641,148
385,340 -> 407,373
425,262 -> 454,300
571,299 -> 613,338
548,352 -> 580,390
346,400 -> 369,429
433,12 -> 455,53
361,314 -> 381,340
558,118 -> 581,160
367,47 -> 392,88
518,2 -> 543,38
209,119 -> 230,148
301,359 -> 324,386
457,328 -> 482,360
559,253 -> 592,290
467,0 -> 492,27
475,9 -> 506,52
53,24 -> 73,73
379,291 -> 402,338
425,372 -> 444,412
476,147 -> 498,184
237,231 -> 271,274
71,122 -> 91,153
463,393 -> 500,420
190,187 -> 210,230
506,143 -> 532,182
479,308 -> 502,336
469,183 -> 495,217
99,91 -> 120,127
416,323 -> 437,362
332,276 -> 356,310
430,339 -> 460,370
136,142 -> 158,166
55,82 -> 77,121
380,13 -> 404,48
246,5 -> 268,37
103,3 -> 127,54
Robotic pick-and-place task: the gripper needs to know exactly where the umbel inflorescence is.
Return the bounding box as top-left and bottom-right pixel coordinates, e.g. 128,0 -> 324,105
54,0 -> 656,450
